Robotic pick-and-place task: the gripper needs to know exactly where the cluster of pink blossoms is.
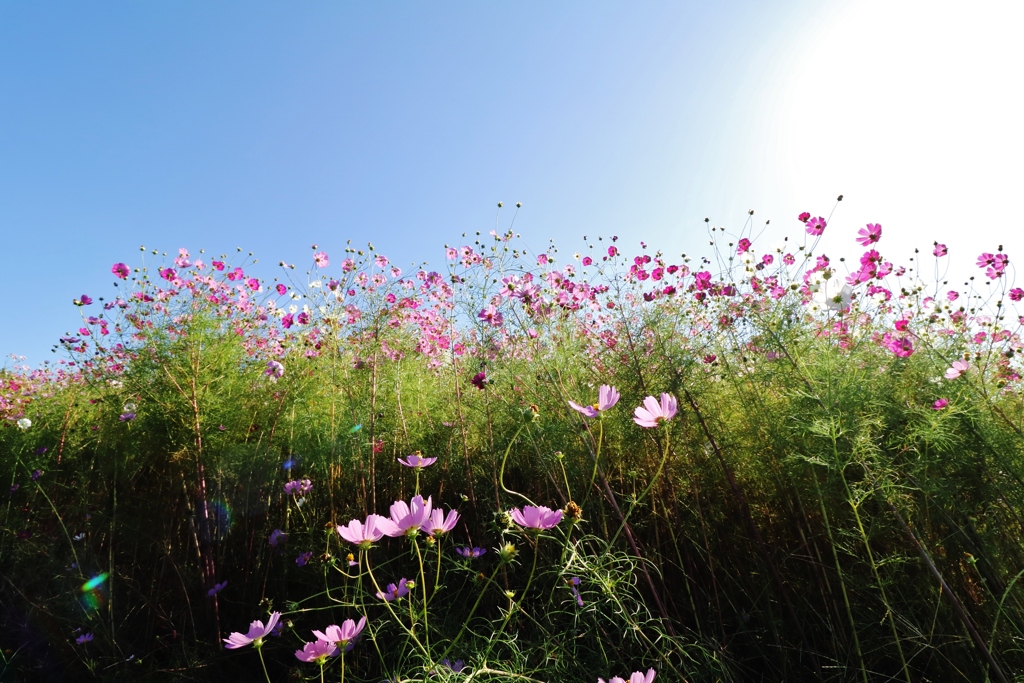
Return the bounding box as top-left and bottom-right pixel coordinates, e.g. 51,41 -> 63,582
337,494 -> 459,549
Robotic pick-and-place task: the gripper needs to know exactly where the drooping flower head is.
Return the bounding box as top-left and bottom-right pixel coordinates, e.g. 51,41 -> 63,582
510,505 -> 562,531
633,394 -> 677,428
224,612 -> 282,649
295,638 -> 338,663
313,616 -> 366,652
397,453 -> 437,469
568,385 -> 620,418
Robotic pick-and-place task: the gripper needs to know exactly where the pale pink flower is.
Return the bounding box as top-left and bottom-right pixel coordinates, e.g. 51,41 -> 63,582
337,514 -> 396,549
313,616 -> 366,651
944,359 -> 969,380
384,495 -> 433,537
569,385 -> 620,418
598,668 -> 656,683
223,612 -> 281,649
633,394 -> 677,428
510,505 -> 562,530
421,508 -> 460,536
313,251 -> 329,268
295,638 -> 338,663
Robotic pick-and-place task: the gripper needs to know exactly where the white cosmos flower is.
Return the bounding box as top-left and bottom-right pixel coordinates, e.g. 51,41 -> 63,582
17,418 -> 31,429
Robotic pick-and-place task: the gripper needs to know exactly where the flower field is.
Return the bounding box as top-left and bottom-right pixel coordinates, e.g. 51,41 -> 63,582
3,202 -> 1024,682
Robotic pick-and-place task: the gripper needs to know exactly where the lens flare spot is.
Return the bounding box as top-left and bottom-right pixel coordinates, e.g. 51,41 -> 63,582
81,573 -> 108,592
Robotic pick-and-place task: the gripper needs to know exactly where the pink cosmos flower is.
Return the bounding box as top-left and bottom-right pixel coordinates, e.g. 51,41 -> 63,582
159,267 -> 177,281
883,333 -> 914,358
947,290 -> 959,301
224,612 -> 282,649
313,251 -> 329,268
798,211 -> 811,223
337,515 -> 395,549
933,398 -> 949,410
1010,288 -> 1024,302
384,495 -> 433,537
856,223 -> 882,247
478,305 -> 504,327
569,385 -> 620,418
945,359 -> 969,380
933,243 -> 947,257
582,256 -> 593,266
111,263 -> 129,279
510,505 -> 562,530
397,454 -> 437,468
421,508 -> 460,536
313,616 -> 366,651
805,217 -> 826,235
633,393 -> 678,428
598,668 -> 656,683
295,638 -> 338,663
736,238 -> 751,254
376,578 -> 411,602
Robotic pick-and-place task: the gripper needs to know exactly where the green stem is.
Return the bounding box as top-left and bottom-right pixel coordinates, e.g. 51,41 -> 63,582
498,424 -> 536,507
608,422 -> 671,548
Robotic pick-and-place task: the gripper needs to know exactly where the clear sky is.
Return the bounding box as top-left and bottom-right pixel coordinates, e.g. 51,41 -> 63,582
2,1 -> 1021,365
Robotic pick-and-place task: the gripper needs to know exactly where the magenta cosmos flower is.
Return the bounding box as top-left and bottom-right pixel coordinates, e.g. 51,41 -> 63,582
383,495 -> 433,537
421,508 -> 460,536
313,616 -> 366,651
510,505 -> 562,531
295,638 -> 337,663
805,217 -> 826,236
933,398 -> 949,410
633,394 -> 677,428
224,612 -> 282,649
111,263 -> 129,279
599,668 -> 656,683
337,514 -> 393,549
568,385 -> 620,418
397,453 -> 437,468
856,223 -> 882,247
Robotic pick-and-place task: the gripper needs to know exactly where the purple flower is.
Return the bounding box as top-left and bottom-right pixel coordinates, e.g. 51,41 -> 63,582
223,612 -> 281,649
269,529 -> 287,547
633,394 -> 677,428
471,371 -> 487,390
456,546 -> 486,559
420,508 -> 459,537
599,668 -> 656,683
440,659 -> 466,673
933,398 -> 949,410
510,505 -> 562,531
296,551 -> 313,567
31,470 -> 42,481
284,478 -> 313,496
76,632 -> 94,645
208,581 -> 227,597
111,263 -> 129,279
80,295 -> 93,306
337,514 -> 394,549
313,616 -> 366,651
265,360 -> 285,379
119,412 -> 136,422
10,484 -> 19,494
570,577 -> 584,607
383,495 -> 432,538
397,453 -> 437,468
33,446 -> 48,455
295,638 -> 338,663
376,579 -> 411,602
569,384 -> 620,418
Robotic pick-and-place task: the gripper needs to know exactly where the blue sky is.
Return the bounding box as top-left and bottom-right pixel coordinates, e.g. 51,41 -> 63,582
3,1 -> 1021,365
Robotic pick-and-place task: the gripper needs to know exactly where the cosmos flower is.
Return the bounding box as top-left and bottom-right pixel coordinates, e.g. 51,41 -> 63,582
17,418 -> 31,430
933,398 -> 949,410
568,385 -> 620,418
633,394 -> 678,428
599,668 -> 656,683
269,529 -> 287,547
294,638 -> 337,663
383,495 -> 433,537
76,633 -> 94,645
208,581 -> 227,597
337,515 -> 394,549
376,578 -> 411,602
805,217 -> 826,236
510,505 -> 562,531
471,372 -> 487,389
421,508 -> 459,537
313,616 -> 366,651
456,546 -> 486,559
223,612 -> 281,649
111,263 -> 129,279
296,551 -> 313,567
945,359 -> 969,380
397,453 -> 437,468
856,223 -> 882,247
